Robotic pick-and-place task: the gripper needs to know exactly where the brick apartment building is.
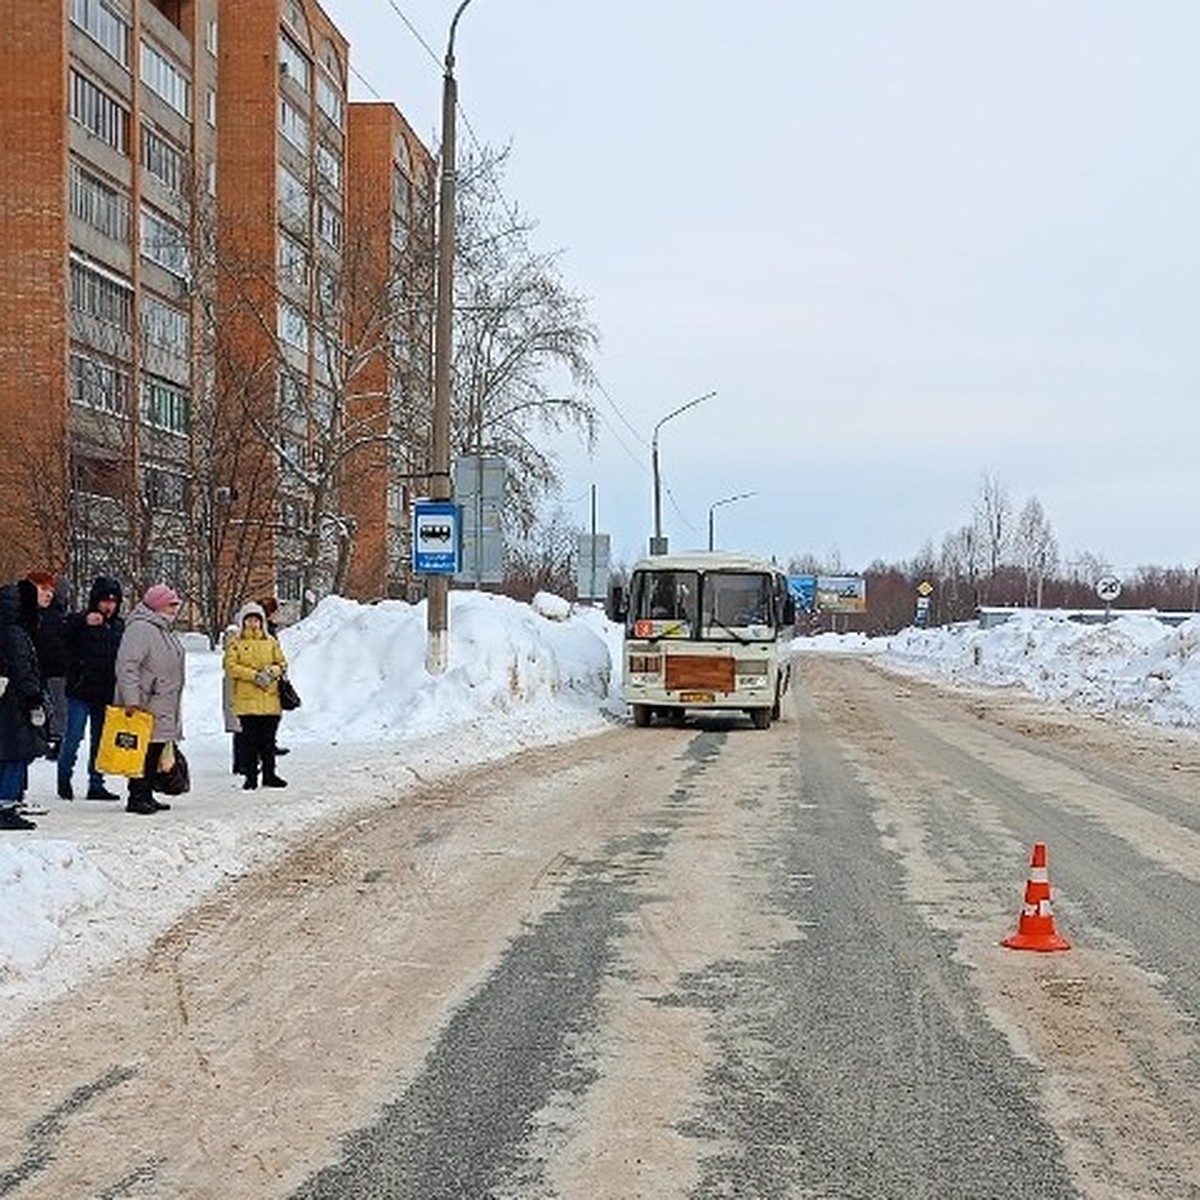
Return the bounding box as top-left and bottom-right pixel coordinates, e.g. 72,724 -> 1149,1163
0,0 -> 433,630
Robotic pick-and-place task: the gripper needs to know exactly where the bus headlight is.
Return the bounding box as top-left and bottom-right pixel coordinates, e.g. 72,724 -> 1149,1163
735,660 -> 769,687
627,653 -> 662,683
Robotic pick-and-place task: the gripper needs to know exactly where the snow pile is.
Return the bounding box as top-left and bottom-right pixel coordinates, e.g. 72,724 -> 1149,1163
882,611 -> 1200,726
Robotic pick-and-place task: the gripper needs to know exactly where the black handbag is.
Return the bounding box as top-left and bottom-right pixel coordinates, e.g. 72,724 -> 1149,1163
154,742 -> 191,795
278,675 -> 301,711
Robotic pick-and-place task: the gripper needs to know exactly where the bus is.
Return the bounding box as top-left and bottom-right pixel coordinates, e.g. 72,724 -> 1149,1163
617,551 -> 795,729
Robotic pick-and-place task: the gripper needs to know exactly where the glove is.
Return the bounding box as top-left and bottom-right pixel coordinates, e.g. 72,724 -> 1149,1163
254,668 -> 274,689
29,706 -> 46,727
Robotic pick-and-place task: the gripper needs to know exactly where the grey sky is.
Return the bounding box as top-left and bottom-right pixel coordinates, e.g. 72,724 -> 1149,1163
328,1 -> 1200,573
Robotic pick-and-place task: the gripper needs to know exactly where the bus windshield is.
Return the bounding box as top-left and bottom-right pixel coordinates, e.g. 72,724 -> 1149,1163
628,568 -> 776,641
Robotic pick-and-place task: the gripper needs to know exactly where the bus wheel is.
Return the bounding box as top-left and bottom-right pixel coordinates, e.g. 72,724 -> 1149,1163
750,707 -> 771,730
632,704 -> 651,728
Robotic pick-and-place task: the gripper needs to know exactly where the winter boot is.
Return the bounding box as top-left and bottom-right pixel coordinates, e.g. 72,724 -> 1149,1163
57,778 -> 74,800
86,785 -> 120,800
1,805 -> 37,829
263,775 -> 288,788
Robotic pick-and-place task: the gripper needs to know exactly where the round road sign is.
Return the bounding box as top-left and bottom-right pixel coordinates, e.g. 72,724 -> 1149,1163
1095,575 -> 1122,603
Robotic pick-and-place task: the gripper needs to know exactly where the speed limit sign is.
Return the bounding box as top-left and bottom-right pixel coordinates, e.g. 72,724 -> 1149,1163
1095,575 -> 1122,603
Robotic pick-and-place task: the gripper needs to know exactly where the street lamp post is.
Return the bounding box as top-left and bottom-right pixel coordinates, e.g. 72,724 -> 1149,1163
650,390 -> 715,555
426,0 -> 474,674
707,492 -> 756,551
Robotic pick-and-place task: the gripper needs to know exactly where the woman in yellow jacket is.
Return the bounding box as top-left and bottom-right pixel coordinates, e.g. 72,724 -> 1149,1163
223,601 -> 288,790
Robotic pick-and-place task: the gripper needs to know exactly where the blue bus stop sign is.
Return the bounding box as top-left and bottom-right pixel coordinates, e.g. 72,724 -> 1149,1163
412,500 -> 461,575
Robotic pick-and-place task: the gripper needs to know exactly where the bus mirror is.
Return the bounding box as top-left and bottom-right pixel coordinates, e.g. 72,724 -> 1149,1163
607,584 -> 627,623
783,596 -> 796,625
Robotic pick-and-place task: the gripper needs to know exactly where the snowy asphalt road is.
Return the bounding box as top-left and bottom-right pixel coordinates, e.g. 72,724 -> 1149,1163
6,656 -> 1200,1196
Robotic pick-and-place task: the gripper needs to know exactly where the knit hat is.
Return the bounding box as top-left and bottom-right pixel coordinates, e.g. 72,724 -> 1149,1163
26,569 -> 57,589
143,583 -> 181,611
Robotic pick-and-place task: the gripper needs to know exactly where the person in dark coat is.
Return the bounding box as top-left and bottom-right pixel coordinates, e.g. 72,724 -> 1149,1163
57,576 -> 124,801
0,580 -> 49,829
34,575 -> 71,759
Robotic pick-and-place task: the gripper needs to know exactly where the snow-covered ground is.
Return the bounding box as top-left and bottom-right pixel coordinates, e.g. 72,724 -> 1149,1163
5,597 -> 1200,1037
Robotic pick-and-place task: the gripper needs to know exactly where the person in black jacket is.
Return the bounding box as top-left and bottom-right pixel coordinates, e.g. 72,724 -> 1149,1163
57,576 -> 124,801
34,574 -> 71,759
0,580 -> 49,829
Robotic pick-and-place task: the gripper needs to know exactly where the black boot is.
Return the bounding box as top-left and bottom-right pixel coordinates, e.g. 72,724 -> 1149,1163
0,806 -> 36,830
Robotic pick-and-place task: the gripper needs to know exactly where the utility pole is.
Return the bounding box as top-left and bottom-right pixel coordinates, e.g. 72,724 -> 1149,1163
426,0 -> 474,673
650,390 -> 714,555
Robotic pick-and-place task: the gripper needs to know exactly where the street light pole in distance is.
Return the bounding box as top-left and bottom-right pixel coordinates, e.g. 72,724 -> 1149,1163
708,492 -> 756,552
650,390 -> 715,556
427,0 -> 475,674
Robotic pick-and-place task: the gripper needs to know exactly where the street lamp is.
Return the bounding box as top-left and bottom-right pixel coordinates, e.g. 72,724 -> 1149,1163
650,390 -> 715,555
426,0 -> 474,674
707,492 -> 755,551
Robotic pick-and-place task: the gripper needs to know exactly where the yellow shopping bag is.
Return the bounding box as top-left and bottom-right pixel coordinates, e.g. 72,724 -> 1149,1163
94,705 -> 155,777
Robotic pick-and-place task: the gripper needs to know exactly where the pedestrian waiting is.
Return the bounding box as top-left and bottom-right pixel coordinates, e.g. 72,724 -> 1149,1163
58,576 -> 125,801
113,584 -> 185,815
0,577 -> 51,829
223,601 -> 288,790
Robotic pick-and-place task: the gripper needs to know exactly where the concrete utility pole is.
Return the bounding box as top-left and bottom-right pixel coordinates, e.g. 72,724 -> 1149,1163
650,390 -> 715,555
427,0 -> 474,674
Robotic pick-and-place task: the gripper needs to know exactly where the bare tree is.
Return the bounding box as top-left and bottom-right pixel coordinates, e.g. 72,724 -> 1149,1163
453,146 -> 599,535
1013,496 -> 1058,607
974,472 -> 1012,602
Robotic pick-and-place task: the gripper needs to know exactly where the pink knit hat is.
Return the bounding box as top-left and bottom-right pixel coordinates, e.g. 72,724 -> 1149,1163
143,583 -> 181,611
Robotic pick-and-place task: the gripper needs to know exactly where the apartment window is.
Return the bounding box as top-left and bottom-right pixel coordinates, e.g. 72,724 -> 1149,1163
278,230 -> 309,287
69,70 -> 129,154
316,199 -> 341,249
205,88 -> 217,127
316,267 -> 337,309
278,302 -> 308,350
280,98 -> 309,154
70,351 -> 129,414
279,32 -> 311,91
205,19 -> 218,56
142,375 -> 189,433
316,74 -> 343,128
279,372 -> 306,415
316,142 -> 341,192
140,206 -> 190,278
141,125 -> 185,194
69,160 -> 131,242
277,567 -> 304,602
206,159 -> 217,198
148,548 -> 186,587
69,257 -> 132,331
390,211 -> 408,252
141,40 -> 190,117
143,466 -> 188,514
279,164 -> 308,221
70,0 -> 130,67
141,294 -> 191,357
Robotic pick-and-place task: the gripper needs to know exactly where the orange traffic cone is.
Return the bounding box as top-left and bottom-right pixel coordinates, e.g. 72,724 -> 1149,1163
1002,841 -> 1070,952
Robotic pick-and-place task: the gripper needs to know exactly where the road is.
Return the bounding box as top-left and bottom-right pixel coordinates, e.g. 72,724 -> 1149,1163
3,655 -> 1200,1198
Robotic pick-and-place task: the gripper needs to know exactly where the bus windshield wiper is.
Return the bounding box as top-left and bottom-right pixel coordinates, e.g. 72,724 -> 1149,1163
704,615 -> 750,644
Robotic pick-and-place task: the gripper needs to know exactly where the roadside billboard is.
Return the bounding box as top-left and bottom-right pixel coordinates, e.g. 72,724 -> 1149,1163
816,575 -> 867,613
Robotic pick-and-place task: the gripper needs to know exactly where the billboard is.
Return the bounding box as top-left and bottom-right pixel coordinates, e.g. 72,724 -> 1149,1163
815,575 -> 867,613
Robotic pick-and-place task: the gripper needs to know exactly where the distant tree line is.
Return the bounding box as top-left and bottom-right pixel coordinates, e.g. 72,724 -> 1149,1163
786,472 -> 1200,637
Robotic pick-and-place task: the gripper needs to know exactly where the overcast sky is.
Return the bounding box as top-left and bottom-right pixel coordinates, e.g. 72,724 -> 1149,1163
325,1 -> 1200,575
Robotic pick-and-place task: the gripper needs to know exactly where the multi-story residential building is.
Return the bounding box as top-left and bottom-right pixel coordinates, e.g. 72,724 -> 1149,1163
344,101 -> 435,602
0,0 -> 219,597
0,0 -> 434,627
215,0 -> 434,621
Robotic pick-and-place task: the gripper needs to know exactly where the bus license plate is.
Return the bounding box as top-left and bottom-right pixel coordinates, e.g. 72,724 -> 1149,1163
679,691 -> 715,703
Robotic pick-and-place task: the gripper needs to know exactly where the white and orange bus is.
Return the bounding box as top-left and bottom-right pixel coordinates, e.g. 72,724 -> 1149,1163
618,551 -> 795,728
